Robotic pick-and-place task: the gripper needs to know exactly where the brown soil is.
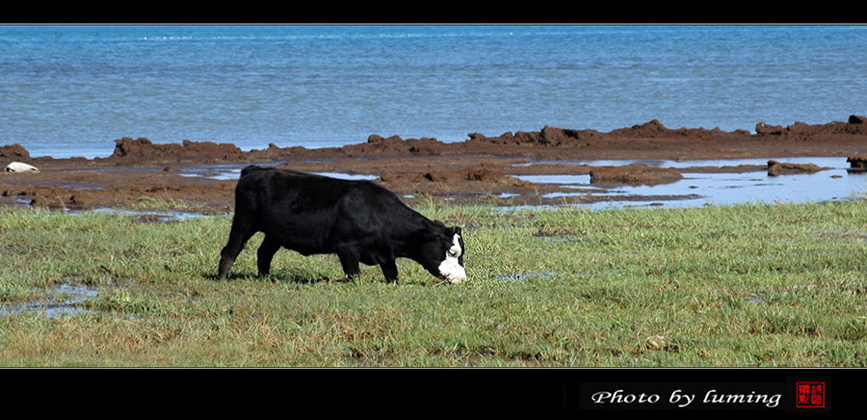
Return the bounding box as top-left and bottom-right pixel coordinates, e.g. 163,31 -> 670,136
2,116 -> 867,211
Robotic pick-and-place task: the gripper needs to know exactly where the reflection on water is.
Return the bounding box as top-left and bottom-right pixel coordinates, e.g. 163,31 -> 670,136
515,157 -> 867,209
313,172 -> 379,181
601,170 -> 861,207
178,163 -> 246,180
513,156 -> 841,169
515,174 -> 592,184
0,284 -> 97,318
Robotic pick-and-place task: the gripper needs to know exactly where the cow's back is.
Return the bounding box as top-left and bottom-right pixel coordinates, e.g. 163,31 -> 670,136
236,166 -> 349,211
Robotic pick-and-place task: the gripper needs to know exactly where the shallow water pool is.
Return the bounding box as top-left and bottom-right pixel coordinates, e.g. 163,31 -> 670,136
515,157 -> 867,209
0,284 -> 98,318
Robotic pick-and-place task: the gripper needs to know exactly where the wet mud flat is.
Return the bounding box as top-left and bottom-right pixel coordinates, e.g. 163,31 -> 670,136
2,116 -> 867,212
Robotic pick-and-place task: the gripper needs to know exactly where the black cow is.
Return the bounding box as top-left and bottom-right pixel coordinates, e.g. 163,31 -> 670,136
217,166 -> 467,284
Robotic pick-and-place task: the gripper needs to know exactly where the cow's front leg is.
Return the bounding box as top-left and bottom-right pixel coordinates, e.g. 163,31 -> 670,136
380,259 -> 399,284
336,246 -> 361,281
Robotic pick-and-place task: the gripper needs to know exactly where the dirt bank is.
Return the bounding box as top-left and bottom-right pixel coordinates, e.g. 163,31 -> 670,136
590,164 -> 684,185
2,116 -> 866,210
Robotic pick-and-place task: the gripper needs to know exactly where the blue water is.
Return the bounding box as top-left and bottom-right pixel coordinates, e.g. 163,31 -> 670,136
1,25 -> 866,159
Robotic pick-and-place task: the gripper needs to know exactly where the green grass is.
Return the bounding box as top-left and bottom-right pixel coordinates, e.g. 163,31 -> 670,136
0,199 -> 865,367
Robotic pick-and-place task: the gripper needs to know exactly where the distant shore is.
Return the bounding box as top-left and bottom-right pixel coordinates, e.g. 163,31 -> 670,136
2,116 -> 867,210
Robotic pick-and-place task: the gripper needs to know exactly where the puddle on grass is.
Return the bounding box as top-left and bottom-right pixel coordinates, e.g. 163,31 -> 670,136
496,272 -> 554,282
514,157 -> 867,209
2,204 -> 226,224
745,292 -> 769,305
0,196 -> 33,207
0,283 -> 98,318
83,207 -> 221,222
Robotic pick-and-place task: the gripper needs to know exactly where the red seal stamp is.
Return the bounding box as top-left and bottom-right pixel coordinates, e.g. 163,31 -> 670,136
796,382 -> 825,408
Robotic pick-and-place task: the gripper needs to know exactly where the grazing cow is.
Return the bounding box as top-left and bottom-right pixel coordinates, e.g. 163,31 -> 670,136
218,166 -> 467,284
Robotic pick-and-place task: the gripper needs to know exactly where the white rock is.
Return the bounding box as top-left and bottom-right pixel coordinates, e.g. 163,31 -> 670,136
5,162 -> 39,173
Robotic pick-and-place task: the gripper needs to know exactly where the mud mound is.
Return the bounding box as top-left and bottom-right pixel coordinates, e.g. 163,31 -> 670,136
847,154 -> 867,173
7,114 -> 867,167
379,166 -> 511,184
766,160 -> 823,176
246,135 -> 460,161
0,144 -> 31,161
466,120 -> 751,147
109,137 -> 246,164
467,126 -> 602,147
755,115 -> 867,137
590,164 -> 683,185
422,167 -> 507,183
339,135 -> 447,156
607,119 -> 753,139
0,169 -> 236,211
609,119 -> 675,138
461,116 -> 867,160
463,120 -> 758,160
1,185 -> 65,208
3,182 -> 235,211
377,165 -> 538,198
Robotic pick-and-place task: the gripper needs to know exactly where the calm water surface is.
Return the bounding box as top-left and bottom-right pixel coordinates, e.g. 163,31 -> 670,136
1,25 -> 865,159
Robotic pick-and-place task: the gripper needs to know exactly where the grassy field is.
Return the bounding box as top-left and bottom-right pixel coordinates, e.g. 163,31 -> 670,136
0,198 -> 865,367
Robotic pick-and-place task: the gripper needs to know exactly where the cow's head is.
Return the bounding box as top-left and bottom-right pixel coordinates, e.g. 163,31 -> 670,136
417,225 -> 467,284
438,226 -> 466,283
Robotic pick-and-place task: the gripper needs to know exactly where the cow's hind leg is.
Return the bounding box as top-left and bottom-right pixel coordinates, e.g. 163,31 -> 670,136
218,216 -> 256,279
257,235 -> 281,276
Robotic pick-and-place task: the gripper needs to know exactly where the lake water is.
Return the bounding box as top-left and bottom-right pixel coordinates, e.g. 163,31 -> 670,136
1,25 -> 866,159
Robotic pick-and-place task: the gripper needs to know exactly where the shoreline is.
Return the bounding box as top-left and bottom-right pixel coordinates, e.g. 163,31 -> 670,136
2,116 -> 867,211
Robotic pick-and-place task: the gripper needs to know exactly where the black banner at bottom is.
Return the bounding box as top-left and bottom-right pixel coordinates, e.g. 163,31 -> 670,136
1,367 -> 857,416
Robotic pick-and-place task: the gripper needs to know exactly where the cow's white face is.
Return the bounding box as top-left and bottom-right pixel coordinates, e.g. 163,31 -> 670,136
438,233 -> 467,283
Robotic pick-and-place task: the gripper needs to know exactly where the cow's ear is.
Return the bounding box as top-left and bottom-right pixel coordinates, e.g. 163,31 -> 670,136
454,226 -> 462,236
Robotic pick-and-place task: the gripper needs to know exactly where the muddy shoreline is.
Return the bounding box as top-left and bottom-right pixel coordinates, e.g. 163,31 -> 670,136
3,116 -> 867,211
